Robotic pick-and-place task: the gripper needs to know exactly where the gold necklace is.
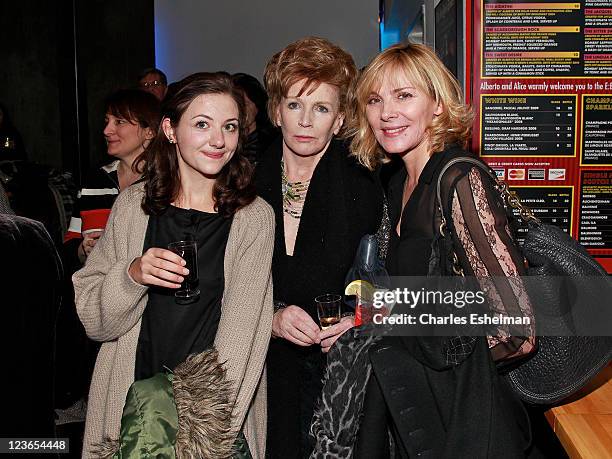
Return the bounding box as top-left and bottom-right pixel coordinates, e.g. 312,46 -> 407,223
281,159 -> 310,219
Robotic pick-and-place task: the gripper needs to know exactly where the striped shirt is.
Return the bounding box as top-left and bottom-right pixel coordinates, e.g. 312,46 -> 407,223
64,161 -> 120,242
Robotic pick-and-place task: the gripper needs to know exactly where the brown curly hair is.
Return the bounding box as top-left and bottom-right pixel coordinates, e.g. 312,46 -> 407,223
136,72 -> 255,217
264,36 -> 357,136
349,43 -> 474,170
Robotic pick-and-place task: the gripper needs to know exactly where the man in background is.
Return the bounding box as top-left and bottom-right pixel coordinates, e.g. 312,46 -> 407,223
138,67 -> 168,100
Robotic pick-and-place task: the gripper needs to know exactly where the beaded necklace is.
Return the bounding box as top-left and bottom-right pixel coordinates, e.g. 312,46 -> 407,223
281,159 -> 311,219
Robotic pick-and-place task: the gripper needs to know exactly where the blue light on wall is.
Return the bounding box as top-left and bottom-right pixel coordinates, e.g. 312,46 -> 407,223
380,19 -> 401,50
154,1 -> 171,77
379,0 -> 425,50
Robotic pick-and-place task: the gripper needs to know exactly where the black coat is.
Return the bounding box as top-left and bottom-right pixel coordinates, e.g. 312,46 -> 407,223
354,146 -> 531,458
255,138 -> 384,458
1,214 -> 63,436
256,138 -> 384,320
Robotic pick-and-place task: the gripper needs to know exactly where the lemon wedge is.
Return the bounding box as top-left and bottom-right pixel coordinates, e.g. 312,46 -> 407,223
345,279 -> 376,301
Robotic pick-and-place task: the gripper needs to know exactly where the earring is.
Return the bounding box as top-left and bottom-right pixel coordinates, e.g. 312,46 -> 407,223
168,138 -> 175,144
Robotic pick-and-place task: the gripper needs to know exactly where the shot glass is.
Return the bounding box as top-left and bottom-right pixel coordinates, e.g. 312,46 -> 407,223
167,240 -> 200,304
315,294 -> 342,330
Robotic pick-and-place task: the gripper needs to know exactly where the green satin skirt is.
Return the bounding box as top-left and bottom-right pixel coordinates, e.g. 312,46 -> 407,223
233,432 -> 252,458
113,373 -> 252,458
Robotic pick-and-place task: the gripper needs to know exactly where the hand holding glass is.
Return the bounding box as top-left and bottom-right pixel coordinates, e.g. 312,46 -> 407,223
315,294 -> 342,330
168,240 -> 200,304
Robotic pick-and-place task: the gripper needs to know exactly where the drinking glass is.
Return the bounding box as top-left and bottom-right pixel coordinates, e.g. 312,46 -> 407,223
315,294 -> 342,330
355,298 -> 375,326
168,240 -> 200,304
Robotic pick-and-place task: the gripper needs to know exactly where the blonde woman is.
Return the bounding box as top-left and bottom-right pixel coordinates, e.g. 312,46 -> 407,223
314,43 -> 534,457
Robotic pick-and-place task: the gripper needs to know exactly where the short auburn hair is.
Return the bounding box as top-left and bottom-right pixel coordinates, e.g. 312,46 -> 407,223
264,36 -> 357,135
349,43 -> 473,170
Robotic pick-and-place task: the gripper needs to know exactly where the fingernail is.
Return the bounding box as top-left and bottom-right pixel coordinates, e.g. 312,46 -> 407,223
181,259 -> 186,266
178,276 -> 184,282
183,268 -> 189,275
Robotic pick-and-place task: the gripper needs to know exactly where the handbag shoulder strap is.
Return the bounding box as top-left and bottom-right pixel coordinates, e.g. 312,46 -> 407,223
435,156 -> 539,229
435,156 -> 498,217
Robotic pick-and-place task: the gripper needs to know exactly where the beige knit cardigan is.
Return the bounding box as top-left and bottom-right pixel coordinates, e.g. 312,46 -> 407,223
73,183 -> 274,458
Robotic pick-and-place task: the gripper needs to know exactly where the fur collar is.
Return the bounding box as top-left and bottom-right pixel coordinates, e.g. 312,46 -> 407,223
95,349 -> 236,458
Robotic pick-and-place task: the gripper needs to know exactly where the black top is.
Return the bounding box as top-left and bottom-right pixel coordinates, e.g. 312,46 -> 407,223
256,138 -> 384,459
65,160 -> 120,242
134,206 -> 233,381
385,149 -> 449,277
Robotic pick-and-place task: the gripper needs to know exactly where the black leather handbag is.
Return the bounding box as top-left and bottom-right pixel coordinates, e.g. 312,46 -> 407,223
435,156 -> 612,405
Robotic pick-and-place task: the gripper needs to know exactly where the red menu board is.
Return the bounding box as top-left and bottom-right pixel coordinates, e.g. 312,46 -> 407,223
470,0 -> 612,272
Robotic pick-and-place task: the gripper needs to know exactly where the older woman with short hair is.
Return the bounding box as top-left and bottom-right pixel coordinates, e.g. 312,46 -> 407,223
256,37 -> 384,458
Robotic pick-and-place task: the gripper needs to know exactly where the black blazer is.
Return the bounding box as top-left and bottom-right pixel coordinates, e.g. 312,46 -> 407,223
255,138 -> 384,319
355,146 -> 532,458
256,138 -> 382,459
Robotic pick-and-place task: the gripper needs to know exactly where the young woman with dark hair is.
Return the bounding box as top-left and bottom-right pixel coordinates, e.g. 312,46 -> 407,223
135,72 -> 256,216
73,72 -> 274,458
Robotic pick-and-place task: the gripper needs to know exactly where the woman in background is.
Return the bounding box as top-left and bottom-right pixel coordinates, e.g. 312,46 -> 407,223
232,72 -> 277,165
64,89 -> 160,266
256,37 -> 383,458
56,89 -> 160,420
74,72 -> 274,458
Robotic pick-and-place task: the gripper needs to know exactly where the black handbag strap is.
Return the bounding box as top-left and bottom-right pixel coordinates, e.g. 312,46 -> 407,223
435,156 -> 540,232
436,157 -> 497,212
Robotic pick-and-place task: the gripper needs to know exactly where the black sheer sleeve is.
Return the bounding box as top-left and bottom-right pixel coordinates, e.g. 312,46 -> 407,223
443,167 -> 535,362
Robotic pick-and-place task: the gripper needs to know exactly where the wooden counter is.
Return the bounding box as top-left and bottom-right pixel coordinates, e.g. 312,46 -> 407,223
546,365 -> 612,459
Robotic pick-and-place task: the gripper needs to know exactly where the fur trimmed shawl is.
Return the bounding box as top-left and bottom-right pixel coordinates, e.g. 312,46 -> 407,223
97,350 -> 237,458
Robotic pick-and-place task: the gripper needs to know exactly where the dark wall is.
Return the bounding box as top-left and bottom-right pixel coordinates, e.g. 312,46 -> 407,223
0,1 -> 63,168
76,0 -> 155,177
0,0 -> 154,185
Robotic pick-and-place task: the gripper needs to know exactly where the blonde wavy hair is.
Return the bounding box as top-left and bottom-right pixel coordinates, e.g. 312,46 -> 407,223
264,37 -> 357,136
349,43 -> 473,170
